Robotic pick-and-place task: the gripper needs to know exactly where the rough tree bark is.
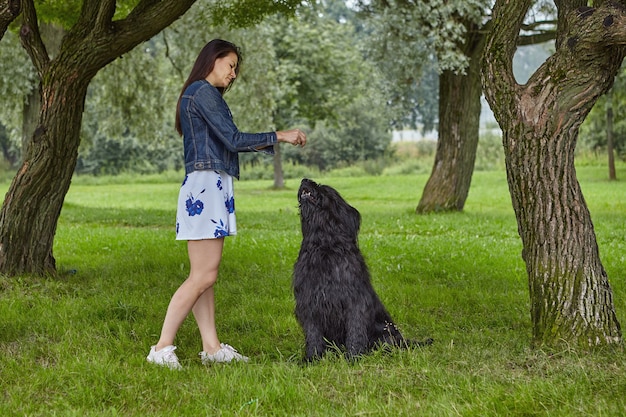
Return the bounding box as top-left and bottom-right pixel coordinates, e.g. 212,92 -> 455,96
482,0 -> 624,347
0,0 -> 20,40
0,0 -> 197,275
416,21 -> 484,213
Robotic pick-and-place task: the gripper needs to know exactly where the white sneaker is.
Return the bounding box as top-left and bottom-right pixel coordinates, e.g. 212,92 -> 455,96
199,343 -> 249,364
147,345 -> 182,370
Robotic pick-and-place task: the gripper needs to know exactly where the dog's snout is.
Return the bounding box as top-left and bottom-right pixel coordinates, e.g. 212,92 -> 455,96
299,188 -> 314,202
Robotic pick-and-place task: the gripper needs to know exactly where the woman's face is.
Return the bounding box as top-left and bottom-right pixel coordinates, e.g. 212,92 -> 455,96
206,52 -> 238,88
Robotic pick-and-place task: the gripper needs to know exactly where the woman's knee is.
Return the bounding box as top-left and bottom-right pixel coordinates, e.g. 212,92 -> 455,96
187,270 -> 218,291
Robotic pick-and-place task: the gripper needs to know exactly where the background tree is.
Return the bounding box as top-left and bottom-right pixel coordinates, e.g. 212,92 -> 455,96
216,0 -> 391,186
360,0 -> 556,213
0,28 -> 34,167
360,0 -> 486,213
482,0 -> 624,347
275,1 -> 391,175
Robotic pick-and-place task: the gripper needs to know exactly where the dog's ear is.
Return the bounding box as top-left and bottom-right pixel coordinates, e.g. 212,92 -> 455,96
345,205 -> 361,239
324,187 -> 360,238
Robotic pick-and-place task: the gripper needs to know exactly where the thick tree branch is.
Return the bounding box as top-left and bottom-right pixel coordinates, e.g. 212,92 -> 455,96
0,0 -> 21,40
74,0 -> 116,35
482,0 -> 533,114
518,32 -> 556,46
569,2 -> 626,46
54,0 -> 196,81
118,0 -> 196,44
19,0 -> 49,78
521,19 -> 557,31
95,0 -> 117,33
554,0 -> 588,48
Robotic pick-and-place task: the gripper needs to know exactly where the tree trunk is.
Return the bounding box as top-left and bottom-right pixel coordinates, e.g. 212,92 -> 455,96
483,0 -> 624,347
273,144 -> 285,188
606,98 -> 616,181
0,72 -> 88,274
0,0 -> 196,276
417,23 -> 484,213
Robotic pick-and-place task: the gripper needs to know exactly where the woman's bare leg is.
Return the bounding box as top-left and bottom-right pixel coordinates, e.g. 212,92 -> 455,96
155,238 -> 224,351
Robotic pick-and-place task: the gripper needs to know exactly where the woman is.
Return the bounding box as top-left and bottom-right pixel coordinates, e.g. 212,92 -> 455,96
147,39 -> 307,369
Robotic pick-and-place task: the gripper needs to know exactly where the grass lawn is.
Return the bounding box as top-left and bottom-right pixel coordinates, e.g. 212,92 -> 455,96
1,165 -> 625,416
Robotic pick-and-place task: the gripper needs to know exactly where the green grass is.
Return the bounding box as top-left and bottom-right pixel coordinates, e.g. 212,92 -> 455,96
1,166 -> 626,416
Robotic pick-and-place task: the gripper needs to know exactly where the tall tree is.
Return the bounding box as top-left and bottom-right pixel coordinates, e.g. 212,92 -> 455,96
416,18 -> 485,213
361,0 -> 556,213
0,0 -> 197,276
482,0 -> 623,347
268,3 -> 373,186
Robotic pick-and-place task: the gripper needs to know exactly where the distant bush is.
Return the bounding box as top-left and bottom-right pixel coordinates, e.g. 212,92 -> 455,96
76,135 -> 181,176
475,131 -> 505,171
392,140 -> 437,160
240,161 -> 321,181
328,165 -> 368,178
383,159 -> 431,176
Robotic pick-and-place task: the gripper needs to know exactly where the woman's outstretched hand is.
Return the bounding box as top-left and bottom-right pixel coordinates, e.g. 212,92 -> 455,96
277,129 -> 307,147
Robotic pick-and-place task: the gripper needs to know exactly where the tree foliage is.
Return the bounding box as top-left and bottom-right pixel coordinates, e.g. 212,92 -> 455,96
357,0 -> 486,130
270,3 -> 391,171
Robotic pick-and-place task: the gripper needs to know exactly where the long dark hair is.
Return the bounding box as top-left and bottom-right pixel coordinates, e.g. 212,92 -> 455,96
175,39 -> 242,135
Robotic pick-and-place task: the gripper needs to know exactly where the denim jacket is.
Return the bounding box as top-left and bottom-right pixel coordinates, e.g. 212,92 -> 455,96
179,80 -> 277,179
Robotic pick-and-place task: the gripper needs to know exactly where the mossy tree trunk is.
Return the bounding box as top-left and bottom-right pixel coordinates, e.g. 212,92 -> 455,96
417,23 -> 484,213
0,0 -> 196,275
483,0 -> 624,347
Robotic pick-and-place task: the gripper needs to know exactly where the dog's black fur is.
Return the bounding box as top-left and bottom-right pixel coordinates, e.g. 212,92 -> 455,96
293,178 -> 432,361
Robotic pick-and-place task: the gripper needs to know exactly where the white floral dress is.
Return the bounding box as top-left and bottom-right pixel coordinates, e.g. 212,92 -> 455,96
176,170 -> 236,240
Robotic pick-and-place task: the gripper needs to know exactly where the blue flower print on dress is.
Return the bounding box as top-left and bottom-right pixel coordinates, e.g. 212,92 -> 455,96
185,190 -> 205,216
211,219 -> 229,237
225,195 -> 235,214
182,175 -> 188,187
216,173 -> 223,191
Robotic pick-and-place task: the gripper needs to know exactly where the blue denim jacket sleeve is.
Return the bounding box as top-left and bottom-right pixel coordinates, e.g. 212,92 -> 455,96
195,82 -> 277,153
180,80 -> 278,178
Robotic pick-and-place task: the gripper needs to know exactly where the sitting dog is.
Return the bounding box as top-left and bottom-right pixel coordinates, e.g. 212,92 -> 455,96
293,178 -> 432,361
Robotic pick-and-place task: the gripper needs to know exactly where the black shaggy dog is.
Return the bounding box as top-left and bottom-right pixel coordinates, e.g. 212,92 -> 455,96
293,178 -> 432,361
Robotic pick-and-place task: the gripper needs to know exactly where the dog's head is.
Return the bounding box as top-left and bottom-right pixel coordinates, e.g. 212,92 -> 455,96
298,178 -> 361,241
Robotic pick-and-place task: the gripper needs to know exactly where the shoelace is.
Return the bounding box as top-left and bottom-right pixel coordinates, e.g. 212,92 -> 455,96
161,347 -> 179,362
